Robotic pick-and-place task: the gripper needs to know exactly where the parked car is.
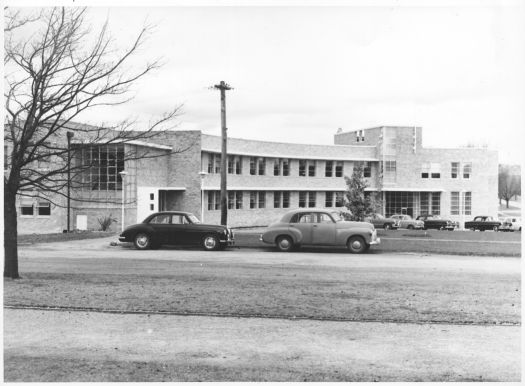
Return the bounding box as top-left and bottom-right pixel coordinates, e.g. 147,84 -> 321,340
260,208 -> 380,253
119,211 -> 235,250
365,213 -> 399,230
415,214 -> 457,231
464,216 -> 501,232
500,217 -> 521,232
389,214 -> 424,230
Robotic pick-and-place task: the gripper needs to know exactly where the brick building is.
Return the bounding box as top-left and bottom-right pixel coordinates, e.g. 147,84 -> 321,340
10,125 -> 498,233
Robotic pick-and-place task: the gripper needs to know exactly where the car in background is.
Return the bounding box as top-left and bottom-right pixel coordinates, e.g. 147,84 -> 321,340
365,213 -> 399,230
500,217 -> 521,232
389,214 -> 424,230
415,214 -> 457,231
119,211 -> 235,250
260,208 -> 380,253
464,216 -> 502,232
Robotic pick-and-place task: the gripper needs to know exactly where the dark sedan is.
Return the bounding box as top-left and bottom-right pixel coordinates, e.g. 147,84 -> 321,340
119,211 -> 235,250
464,216 -> 501,232
416,215 -> 457,231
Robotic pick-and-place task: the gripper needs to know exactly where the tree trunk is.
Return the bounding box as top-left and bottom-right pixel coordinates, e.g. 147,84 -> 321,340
4,187 -> 20,279
506,199 -> 509,209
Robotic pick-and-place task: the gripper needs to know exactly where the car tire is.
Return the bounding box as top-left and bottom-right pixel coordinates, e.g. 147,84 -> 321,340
276,235 -> 294,252
469,227 -> 476,231
347,236 -> 367,254
202,234 -> 220,251
383,224 -> 391,230
407,225 -> 414,230
492,226 -> 499,232
134,232 -> 152,250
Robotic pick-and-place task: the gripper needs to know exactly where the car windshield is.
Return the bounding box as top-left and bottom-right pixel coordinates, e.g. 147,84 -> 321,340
330,212 -> 344,222
187,214 -> 200,224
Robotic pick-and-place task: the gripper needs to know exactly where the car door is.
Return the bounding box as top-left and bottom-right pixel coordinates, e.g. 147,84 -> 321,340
312,212 -> 336,245
167,214 -> 190,245
147,214 -> 172,244
289,212 -> 314,244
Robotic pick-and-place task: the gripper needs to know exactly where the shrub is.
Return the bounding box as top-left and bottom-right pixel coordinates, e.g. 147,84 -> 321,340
98,214 -> 117,231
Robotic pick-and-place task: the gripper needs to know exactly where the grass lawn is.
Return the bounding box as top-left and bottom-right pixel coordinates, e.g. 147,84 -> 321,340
18,231 -> 117,245
4,258 -> 520,325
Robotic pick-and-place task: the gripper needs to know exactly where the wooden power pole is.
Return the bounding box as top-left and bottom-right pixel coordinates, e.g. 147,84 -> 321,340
213,81 -> 232,225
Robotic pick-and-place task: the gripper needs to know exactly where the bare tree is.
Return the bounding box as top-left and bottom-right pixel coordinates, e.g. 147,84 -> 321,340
4,8 -> 185,278
498,165 -> 521,209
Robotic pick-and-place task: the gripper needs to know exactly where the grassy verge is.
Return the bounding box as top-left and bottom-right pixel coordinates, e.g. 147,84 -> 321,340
4,260 -> 520,325
18,231 -> 117,245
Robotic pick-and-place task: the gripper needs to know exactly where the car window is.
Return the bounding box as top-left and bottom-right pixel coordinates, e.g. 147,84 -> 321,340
149,214 -> 171,224
317,213 -> 334,223
171,214 -> 188,224
298,213 -> 315,223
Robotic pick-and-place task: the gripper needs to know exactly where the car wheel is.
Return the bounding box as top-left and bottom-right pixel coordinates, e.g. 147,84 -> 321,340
383,224 -> 391,230
347,236 -> 367,254
407,225 -> 414,230
276,235 -> 294,252
134,233 -> 151,250
439,226 -> 444,231
492,226 -> 499,232
202,235 -> 220,251
469,227 -> 476,231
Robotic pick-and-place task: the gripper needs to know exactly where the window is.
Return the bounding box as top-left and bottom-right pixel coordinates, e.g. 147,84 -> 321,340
249,191 -> 265,209
325,191 -> 334,207
273,191 -> 289,208
325,161 -> 333,177
250,157 -> 265,175
335,192 -> 345,207
299,160 -> 306,177
20,199 -> 34,216
228,191 -> 235,209
235,191 -> 243,209
354,161 -> 371,177
257,158 -> 265,175
273,159 -> 290,176
420,193 -> 429,215
150,193 -> 154,200
80,145 -> 125,191
430,163 -> 441,179
451,162 -> 459,179
299,191 -> 307,207
431,192 -> 440,215
207,191 -> 220,210
385,160 -> 396,172
150,214 -> 171,224
463,163 -> 472,179
299,160 -> 315,177
421,163 -> 429,178
450,192 -> 460,215
172,214 -> 189,224
297,213 -> 316,223
207,153 -> 221,174
335,161 -> 344,177
37,200 -> 51,216
282,159 -> 290,176
308,161 -> 316,177
318,213 -> 333,223
274,191 -> 281,208
258,192 -> 266,208
227,156 -> 242,174
463,191 -> 472,215
308,191 -> 316,207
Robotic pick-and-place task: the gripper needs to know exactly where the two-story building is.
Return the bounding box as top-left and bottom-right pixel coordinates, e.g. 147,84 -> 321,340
10,125 -> 498,233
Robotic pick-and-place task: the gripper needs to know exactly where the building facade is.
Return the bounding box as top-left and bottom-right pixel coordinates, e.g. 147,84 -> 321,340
10,125 -> 498,233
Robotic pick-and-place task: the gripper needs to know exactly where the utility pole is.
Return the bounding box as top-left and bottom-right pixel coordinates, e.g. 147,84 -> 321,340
212,81 -> 232,225
66,131 -> 74,232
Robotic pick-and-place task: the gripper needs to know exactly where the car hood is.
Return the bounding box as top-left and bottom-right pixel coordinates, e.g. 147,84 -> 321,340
337,220 -> 374,230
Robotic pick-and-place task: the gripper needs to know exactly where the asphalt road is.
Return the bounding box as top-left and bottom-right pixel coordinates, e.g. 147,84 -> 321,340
4,236 -> 521,381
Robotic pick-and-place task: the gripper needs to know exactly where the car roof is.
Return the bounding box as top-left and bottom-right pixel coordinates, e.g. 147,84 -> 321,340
279,208 -> 347,221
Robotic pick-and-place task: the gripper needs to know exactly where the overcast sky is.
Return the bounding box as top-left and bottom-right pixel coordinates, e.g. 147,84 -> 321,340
8,2 -> 525,164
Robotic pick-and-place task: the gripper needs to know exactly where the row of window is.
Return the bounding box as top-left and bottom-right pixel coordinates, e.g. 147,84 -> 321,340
19,199 -> 51,216
206,154 -> 373,178
207,191 -> 345,210
450,191 -> 472,215
422,162 -> 472,179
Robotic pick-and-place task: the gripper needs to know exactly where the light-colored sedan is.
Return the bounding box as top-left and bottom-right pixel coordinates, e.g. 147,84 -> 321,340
389,214 -> 424,230
260,208 -> 380,253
